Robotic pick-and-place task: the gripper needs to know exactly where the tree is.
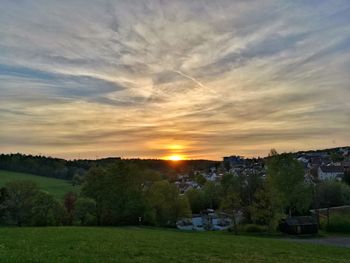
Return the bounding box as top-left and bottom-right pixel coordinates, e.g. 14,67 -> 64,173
185,188 -> 205,213
267,151 -> 312,216
74,197 -> 97,226
80,166 -> 107,224
3,180 -> 39,226
194,173 -> 207,186
221,173 -> 238,194
220,172 -> 255,234
82,162 -> 158,225
147,180 -> 191,226
175,196 -> 192,221
250,187 -> 271,225
0,187 -> 8,223
244,172 -> 263,207
30,191 -> 64,226
220,192 -> 241,235
72,174 -> 83,186
202,182 -> 221,210
63,192 -> 77,225
250,184 -> 283,231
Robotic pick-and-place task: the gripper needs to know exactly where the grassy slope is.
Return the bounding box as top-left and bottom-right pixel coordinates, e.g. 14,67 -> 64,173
0,170 -> 79,199
0,227 -> 349,263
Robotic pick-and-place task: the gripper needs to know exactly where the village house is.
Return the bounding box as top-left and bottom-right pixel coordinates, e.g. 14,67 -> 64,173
317,165 -> 344,181
176,209 -> 232,231
307,157 -> 331,170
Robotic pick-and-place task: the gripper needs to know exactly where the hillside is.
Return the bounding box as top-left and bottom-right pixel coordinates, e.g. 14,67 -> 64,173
0,227 -> 349,262
0,170 -> 79,199
0,153 -> 219,181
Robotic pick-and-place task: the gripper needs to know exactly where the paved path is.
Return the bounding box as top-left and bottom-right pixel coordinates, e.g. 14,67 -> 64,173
287,237 -> 350,248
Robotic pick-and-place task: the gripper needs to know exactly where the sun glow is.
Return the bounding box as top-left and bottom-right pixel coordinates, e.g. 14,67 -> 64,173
166,155 -> 184,161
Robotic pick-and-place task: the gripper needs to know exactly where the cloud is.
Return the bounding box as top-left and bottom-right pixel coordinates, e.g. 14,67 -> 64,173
0,0 -> 349,159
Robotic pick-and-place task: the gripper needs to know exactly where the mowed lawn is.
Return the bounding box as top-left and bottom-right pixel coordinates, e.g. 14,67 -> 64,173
0,170 -> 79,199
0,227 -> 349,263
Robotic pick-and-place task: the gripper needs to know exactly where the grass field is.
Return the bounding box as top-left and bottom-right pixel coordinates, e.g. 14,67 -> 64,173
0,170 -> 79,199
0,227 -> 349,263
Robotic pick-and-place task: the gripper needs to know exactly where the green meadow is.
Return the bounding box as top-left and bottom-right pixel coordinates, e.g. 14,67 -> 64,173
0,170 -> 78,199
0,227 -> 349,263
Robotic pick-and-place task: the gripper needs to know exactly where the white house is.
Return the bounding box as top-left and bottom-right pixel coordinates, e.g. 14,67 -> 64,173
191,215 -> 204,230
317,165 -> 344,181
176,210 -> 231,231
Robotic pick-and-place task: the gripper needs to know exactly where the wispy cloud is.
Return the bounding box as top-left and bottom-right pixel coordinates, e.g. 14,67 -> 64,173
0,0 -> 349,159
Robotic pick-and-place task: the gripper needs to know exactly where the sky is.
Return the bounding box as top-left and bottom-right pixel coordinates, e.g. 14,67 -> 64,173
0,0 -> 350,160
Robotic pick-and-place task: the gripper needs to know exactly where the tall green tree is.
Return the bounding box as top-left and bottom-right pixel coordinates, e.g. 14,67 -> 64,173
250,183 -> 283,231
266,151 -> 312,216
74,197 -> 97,226
244,172 -> 264,207
3,180 -> 39,226
185,188 -> 205,213
220,192 -> 241,235
82,162 -> 158,225
250,186 -> 271,225
30,191 -> 64,226
147,180 -> 191,226
63,192 -> 77,225
202,182 -> 221,209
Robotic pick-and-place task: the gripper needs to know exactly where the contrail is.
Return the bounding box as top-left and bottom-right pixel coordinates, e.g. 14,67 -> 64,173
173,70 -> 208,90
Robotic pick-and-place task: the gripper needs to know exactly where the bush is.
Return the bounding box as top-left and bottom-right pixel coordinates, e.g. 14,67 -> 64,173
317,181 -> 350,207
242,224 -> 268,233
324,215 -> 350,233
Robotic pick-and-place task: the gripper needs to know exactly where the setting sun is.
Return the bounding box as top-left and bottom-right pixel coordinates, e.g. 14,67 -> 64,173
166,155 -> 184,161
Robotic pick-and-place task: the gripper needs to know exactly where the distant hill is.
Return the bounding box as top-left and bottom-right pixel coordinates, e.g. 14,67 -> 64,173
294,146 -> 350,155
0,153 -> 219,181
0,170 -> 79,199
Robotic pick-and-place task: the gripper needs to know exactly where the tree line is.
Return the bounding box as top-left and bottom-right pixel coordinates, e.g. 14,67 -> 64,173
0,162 -> 191,227
0,153 -> 219,181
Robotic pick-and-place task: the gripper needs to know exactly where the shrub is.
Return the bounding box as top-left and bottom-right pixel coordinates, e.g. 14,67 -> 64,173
317,181 -> 350,207
242,224 -> 268,233
325,215 -> 350,233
